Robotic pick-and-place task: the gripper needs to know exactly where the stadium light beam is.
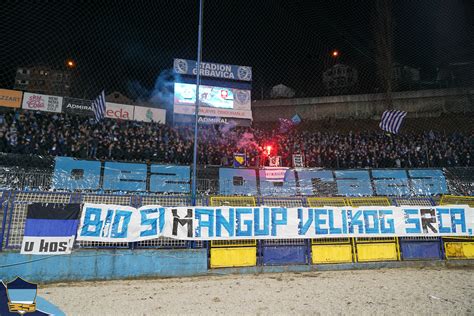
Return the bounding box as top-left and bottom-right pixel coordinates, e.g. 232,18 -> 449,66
191,0 -> 204,206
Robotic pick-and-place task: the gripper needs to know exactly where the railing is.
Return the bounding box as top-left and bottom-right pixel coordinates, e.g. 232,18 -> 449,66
0,169 -> 218,194
1,192 -> 471,251
0,170 -> 52,191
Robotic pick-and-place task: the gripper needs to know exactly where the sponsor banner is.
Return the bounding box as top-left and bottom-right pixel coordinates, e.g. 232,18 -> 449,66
77,204 -> 474,242
105,102 -> 134,120
174,114 -> 251,127
133,106 -> 166,123
174,104 -> 252,119
0,89 -> 22,108
198,116 -> 230,125
63,97 -> 94,116
174,58 -> 252,81
21,203 -> 80,255
22,92 -> 62,113
263,167 -> 288,181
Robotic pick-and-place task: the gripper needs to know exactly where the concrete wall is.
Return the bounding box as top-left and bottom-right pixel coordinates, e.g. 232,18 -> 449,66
252,88 -> 474,122
1,250 -> 473,283
0,249 -> 208,283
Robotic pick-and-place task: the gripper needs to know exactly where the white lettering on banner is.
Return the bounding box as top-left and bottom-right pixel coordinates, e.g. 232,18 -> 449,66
66,103 -> 92,111
174,104 -> 253,119
264,167 -> 288,181
192,68 -> 235,79
174,59 -> 252,81
105,102 -> 134,120
77,204 -> 474,242
22,92 -> 63,113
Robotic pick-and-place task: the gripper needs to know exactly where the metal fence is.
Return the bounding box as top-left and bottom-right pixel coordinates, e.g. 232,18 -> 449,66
1,167 -> 473,197
1,191 -> 469,253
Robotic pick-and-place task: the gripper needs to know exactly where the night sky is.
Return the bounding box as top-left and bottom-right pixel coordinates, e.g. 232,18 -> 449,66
0,0 -> 472,100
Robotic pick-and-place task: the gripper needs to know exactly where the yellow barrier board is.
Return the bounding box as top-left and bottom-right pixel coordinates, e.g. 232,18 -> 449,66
312,244 -> 353,264
307,197 -> 347,207
356,243 -> 398,262
348,197 -> 391,207
211,240 -> 257,247
210,196 -> 257,207
440,195 -> 474,207
210,247 -> 257,268
445,242 -> 474,259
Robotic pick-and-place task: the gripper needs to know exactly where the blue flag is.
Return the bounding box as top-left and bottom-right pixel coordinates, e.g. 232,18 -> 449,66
291,114 -> 301,125
233,153 -> 246,168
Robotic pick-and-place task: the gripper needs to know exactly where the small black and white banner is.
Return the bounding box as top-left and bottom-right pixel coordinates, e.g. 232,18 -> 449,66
21,203 -> 81,255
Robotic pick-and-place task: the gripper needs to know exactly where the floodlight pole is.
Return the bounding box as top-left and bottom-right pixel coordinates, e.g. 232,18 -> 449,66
191,0 -> 204,206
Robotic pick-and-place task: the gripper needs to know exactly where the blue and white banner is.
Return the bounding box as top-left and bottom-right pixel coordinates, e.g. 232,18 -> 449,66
21,203 -> 81,255
173,59 -> 252,81
76,204 -> 474,242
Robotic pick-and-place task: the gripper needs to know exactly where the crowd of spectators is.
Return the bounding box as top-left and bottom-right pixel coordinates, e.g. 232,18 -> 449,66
0,109 -> 472,169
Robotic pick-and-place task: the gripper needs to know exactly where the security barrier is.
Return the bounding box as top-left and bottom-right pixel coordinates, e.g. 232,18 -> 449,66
349,197 -> 400,262
439,195 -> 474,207
393,197 -> 443,260
0,191 -> 11,251
307,197 -> 353,264
259,197 -> 308,265
209,196 -> 258,268
306,197 -> 347,207
1,190 -> 473,269
440,195 -> 474,259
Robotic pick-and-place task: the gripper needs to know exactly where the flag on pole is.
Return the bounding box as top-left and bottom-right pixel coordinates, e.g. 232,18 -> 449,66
278,118 -> 293,133
233,153 -> 246,168
379,110 -> 407,134
91,90 -> 106,122
291,113 -> 301,125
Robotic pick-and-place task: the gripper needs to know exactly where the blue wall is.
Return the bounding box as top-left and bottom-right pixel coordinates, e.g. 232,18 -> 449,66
51,157 -> 449,196
0,249 -> 208,283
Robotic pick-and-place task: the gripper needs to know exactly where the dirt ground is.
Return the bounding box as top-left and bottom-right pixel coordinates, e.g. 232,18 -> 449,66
40,267 -> 473,315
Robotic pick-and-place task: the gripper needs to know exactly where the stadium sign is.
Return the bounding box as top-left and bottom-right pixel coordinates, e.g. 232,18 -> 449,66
105,102 -> 134,120
173,58 -> 252,81
198,116 -> 229,125
22,92 -> 62,113
0,89 -> 22,108
133,106 -> 166,123
63,97 -> 94,116
174,104 -> 253,119
76,204 -> 474,242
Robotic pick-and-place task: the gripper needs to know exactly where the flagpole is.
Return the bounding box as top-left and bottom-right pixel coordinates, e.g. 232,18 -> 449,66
191,0 -> 204,206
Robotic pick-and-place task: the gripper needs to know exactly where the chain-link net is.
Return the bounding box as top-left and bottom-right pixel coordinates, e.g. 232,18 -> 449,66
0,1 -> 472,197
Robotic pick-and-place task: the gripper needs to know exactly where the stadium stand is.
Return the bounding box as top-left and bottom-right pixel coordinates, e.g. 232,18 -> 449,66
0,109 -> 472,169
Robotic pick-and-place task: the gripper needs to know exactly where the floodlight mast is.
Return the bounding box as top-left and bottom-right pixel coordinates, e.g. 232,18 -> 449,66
191,0 -> 204,206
